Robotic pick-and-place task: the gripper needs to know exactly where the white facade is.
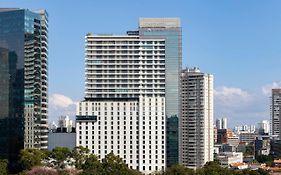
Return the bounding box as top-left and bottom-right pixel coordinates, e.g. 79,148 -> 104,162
222,118 -> 227,129
257,120 -> 270,134
58,115 -> 74,132
217,152 -> 243,167
216,118 -> 227,129
216,119 -> 222,129
180,67 -> 214,169
76,34 -> 167,174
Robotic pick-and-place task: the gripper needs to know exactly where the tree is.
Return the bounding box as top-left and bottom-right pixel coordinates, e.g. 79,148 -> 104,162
164,164 -> 195,175
101,152 -> 141,175
256,155 -> 273,166
49,147 -> 72,169
80,154 -> 102,175
19,149 -> 48,170
0,159 -> 8,175
71,146 -> 90,169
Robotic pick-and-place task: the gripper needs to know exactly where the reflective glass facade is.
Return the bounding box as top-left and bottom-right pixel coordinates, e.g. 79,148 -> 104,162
0,8 -> 48,168
139,18 -> 182,166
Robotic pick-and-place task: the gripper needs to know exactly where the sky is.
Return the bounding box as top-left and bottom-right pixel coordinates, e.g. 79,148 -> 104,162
1,0 -> 281,128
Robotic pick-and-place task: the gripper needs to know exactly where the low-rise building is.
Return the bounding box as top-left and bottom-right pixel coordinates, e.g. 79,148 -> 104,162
239,132 -> 258,144
48,116 -> 76,150
230,163 -> 248,170
217,152 -> 243,167
254,135 -> 271,158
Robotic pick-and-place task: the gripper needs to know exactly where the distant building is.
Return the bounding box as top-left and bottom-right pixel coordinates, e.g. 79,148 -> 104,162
227,135 -> 240,147
180,68 -> 214,169
48,132 -> 76,151
217,152 -> 243,167
217,129 -> 233,144
234,124 -> 256,134
216,118 -> 227,129
216,119 -> 222,129
222,118 -> 227,129
271,89 -> 281,138
254,135 -> 270,158
257,120 -> 270,135
57,116 -> 74,133
217,129 -> 228,144
48,116 -> 75,150
239,132 -> 258,144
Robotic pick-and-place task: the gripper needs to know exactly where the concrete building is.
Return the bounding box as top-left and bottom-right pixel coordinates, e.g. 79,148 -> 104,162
48,116 -> 75,150
216,118 -> 227,130
239,132 -> 258,144
257,120 -> 270,135
217,129 -> 233,144
180,67 -> 214,169
227,135 -> 240,147
0,8 -> 48,167
57,115 -> 74,133
271,89 -> 281,138
217,152 -> 243,167
254,135 -> 270,158
76,18 -> 182,174
234,124 -> 256,134
222,118 -> 227,129
216,119 -> 222,129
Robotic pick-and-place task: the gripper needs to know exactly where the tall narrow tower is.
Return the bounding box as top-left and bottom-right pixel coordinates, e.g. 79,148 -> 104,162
271,89 -> 281,138
139,18 -> 182,166
180,67 -> 214,169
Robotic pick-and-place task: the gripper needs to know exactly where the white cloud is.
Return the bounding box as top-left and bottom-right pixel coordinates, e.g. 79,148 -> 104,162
214,86 -> 268,127
49,94 -> 76,109
262,81 -> 281,96
48,93 -> 77,123
214,86 -> 252,107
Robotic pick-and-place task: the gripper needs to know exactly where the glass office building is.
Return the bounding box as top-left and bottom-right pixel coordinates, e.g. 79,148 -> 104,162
0,8 -> 48,167
139,18 -> 182,166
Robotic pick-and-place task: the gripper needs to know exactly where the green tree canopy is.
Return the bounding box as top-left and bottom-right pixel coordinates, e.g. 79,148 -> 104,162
19,149 -> 48,170
164,164 -> 195,175
0,159 -> 8,175
49,147 -> 72,169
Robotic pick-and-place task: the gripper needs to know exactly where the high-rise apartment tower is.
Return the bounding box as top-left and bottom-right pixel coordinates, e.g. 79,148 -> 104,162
271,89 -> 281,138
180,67 -> 214,169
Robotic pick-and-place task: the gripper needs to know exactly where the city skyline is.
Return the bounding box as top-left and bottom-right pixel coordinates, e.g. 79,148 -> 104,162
2,0 -> 281,127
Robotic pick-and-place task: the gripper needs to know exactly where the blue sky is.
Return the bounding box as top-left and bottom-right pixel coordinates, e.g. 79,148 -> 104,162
2,0 -> 281,127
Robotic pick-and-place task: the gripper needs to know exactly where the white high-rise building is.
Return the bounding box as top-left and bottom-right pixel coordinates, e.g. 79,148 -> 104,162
76,18 -> 181,174
180,67 -> 214,169
216,119 -> 222,129
58,115 -> 74,133
222,118 -> 227,129
257,120 -> 270,134
216,118 -> 227,129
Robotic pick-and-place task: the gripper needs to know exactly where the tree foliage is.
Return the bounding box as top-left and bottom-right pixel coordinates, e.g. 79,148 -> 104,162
13,148 -> 271,175
71,146 -> 90,169
0,159 -> 8,175
19,149 -> 47,170
48,147 -> 72,169
164,164 -> 194,175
